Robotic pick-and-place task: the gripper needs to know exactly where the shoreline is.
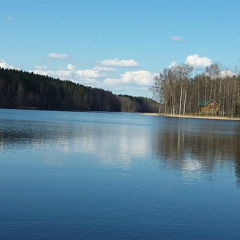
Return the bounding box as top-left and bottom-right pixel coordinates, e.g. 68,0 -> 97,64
142,113 -> 240,121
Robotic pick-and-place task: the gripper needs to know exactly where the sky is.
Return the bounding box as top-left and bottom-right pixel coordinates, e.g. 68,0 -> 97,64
1,0 -> 240,98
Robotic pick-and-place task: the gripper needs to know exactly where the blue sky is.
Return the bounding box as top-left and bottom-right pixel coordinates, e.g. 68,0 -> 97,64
1,0 -> 240,98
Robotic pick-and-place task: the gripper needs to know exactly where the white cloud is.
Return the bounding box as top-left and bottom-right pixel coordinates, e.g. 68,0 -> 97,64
0,60 -> 9,68
104,78 -> 119,86
35,65 -> 47,70
2,58 -> 154,97
121,71 -> 154,85
93,66 -> 116,72
56,69 -> 74,79
48,53 -> 68,60
104,70 -> 155,86
185,54 -> 212,69
67,64 -> 75,71
33,69 -> 68,79
100,58 -> 139,68
220,70 -> 234,78
169,61 -> 178,68
33,65 -> 73,79
33,64 -> 101,86
0,60 -> 15,69
34,65 -> 154,88
171,36 -> 183,41
76,69 -> 101,79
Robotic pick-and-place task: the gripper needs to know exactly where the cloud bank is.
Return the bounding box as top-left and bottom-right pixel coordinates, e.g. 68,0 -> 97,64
1,57 -> 179,96
31,58 -> 154,96
2,53 -> 228,98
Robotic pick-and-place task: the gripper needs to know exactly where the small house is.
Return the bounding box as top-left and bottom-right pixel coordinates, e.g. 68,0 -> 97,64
199,100 -> 220,115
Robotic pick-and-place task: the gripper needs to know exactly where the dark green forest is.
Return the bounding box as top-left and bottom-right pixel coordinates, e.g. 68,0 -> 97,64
0,68 -> 158,113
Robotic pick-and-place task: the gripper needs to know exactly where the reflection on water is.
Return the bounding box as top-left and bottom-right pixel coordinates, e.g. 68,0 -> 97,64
152,118 -> 240,184
0,111 -> 150,169
1,111 -> 240,180
1,110 -> 240,239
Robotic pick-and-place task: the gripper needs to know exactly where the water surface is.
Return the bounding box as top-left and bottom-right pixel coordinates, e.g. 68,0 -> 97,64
0,109 -> 240,239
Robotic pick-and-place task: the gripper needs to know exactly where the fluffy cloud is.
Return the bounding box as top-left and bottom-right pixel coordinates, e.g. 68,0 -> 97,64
171,36 -> 183,41
0,60 -> 15,69
67,64 -> 75,71
33,69 -> 73,79
32,64 -> 102,86
169,61 -> 178,68
1,56 -> 156,98
33,61 -> 154,89
0,60 -> 9,68
100,59 -> 139,68
185,54 -> 212,69
48,53 -> 69,60
121,71 -> 154,85
104,70 -> 154,86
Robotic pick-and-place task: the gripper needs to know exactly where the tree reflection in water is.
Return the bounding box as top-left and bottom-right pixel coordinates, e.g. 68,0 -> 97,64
152,118 -> 240,185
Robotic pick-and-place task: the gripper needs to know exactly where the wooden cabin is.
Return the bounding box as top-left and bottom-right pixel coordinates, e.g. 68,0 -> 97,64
199,100 -> 220,115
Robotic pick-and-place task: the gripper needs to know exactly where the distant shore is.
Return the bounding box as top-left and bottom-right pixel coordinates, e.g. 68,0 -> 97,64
142,113 -> 240,121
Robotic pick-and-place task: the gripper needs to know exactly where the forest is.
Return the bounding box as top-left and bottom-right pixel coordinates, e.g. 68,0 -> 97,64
151,63 -> 240,117
0,68 -> 158,113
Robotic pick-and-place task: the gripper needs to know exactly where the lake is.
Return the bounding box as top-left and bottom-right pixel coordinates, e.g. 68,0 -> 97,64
0,109 -> 240,240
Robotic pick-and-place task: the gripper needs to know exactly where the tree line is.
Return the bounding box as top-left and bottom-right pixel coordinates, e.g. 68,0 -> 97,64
151,63 -> 240,117
0,68 -> 158,113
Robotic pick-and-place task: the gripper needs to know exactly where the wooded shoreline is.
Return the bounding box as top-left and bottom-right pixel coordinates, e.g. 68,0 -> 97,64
0,68 -> 158,113
151,63 -> 240,118
142,113 -> 240,121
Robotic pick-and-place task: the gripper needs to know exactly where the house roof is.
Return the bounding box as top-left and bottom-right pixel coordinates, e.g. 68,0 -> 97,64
199,100 -> 209,107
199,99 -> 220,107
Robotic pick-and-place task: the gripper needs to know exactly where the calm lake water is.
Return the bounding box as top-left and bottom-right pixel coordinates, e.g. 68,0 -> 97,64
0,109 -> 240,240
